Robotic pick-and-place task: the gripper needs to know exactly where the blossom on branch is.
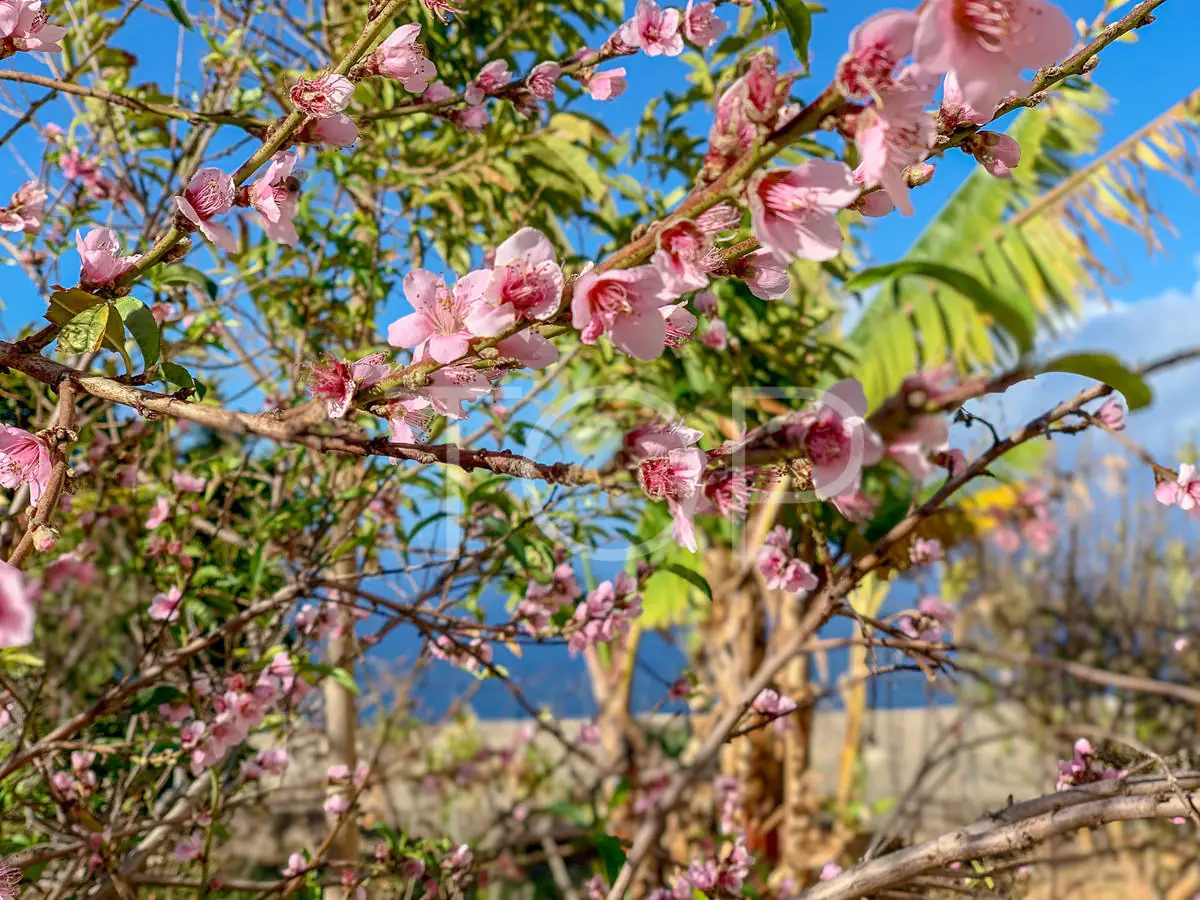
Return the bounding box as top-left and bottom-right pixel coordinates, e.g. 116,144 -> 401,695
0,561 -> 33,649
389,268 -> 487,363
788,379 -> 884,500
0,424 -> 52,505
0,0 -> 66,54
0,180 -> 45,234
854,72 -> 937,216
836,9 -> 918,100
683,1 -> 725,49
465,59 -> 512,106
76,227 -> 141,287
624,0 -> 684,57
370,23 -> 436,94
307,353 -> 392,419
174,168 -> 237,252
571,265 -> 670,360
248,151 -> 301,246
468,227 -> 564,335
748,160 -> 859,261
580,66 -> 627,102
290,74 -> 355,118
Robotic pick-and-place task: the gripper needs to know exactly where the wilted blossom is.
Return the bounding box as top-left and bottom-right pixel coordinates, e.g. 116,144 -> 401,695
290,74 -> 355,117
175,168 -> 236,251
967,130 -> 1021,178
736,249 -> 792,300
389,268 -> 487,363
1155,464 -> 1200,515
637,427 -> 708,551
1056,736 -> 1125,791
1095,398 -> 1126,431
0,0 -> 67,54
749,160 -> 859,261
528,61 -> 561,100
0,561 -> 34,649
836,9 -> 918,100
469,227 -> 564,335
624,0 -> 683,57
914,0 -> 1075,115
787,379 -> 884,500
580,67 -> 627,102
249,151 -> 300,246
370,23 -> 435,93
0,424 -> 52,505
308,352 -> 392,419
76,227 -> 142,287
0,180 -> 46,233
465,59 -> 511,106
855,73 -> 937,216
683,1 -> 725,49
572,265 -> 670,361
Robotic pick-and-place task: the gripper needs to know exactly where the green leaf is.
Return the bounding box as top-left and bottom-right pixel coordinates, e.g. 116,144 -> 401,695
1041,352 -> 1153,410
45,288 -> 104,326
776,0 -> 813,67
158,264 -> 217,300
163,0 -> 193,30
595,834 -> 626,885
59,303 -> 110,354
330,666 -> 360,696
114,298 -> 161,368
844,260 -> 1035,353
660,562 -> 713,603
160,360 -> 196,391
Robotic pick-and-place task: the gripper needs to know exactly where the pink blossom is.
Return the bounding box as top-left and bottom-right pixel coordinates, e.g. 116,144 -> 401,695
299,113 -> 358,146
992,524 -> 1022,554
45,553 -> 94,593
0,424 -> 52,505
683,1 -> 725,49
652,219 -> 712,295
625,421 -> 704,460
76,227 -> 141,287
496,330 -> 558,369
290,74 -> 355,118
323,793 -> 351,819
0,180 -> 46,233
737,249 -> 792,300
250,151 -> 300,246
528,61 -> 562,100
626,0 -> 683,57
914,0 -> 1075,115
660,302 -> 698,348
751,688 -> 796,732
820,862 -> 843,881
887,414 -> 949,481
172,472 -> 207,493
307,352 -> 392,419
372,23 -> 436,93
174,832 -> 203,863
788,379 -> 884,500
909,537 -> 943,565
1155,464 -> 1200,515
423,80 -> 454,103
145,496 -> 171,530
780,558 -> 817,593
853,188 -> 895,218
1095,398 -> 1125,431
0,562 -> 34,649
939,70 -> 988,126
578,722 -> 601,745
388,396 -> 432,445
389,268 -> 486,363
693,290 -> 717,316
450,105 -> 489,132
468,228 -> 563,335
968,130 -> 1021,178
149,586 -> 183,622
854,74 -> 937,217
571,265 -> 669,360
582,67 -> 627,102
0,0 -> 66,53
748,160 -> 859,261
638,443 -> 708,551
836,9 -> 918,100
420,366 -> 489,418
701,318 -> 728,351
175,168 -> 236,251
465,59 -> 511,106
422,0 -> 463,22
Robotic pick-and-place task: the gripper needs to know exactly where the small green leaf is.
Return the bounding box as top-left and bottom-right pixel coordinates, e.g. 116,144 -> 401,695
163,0 -> 193,30
115,298 -> 161,368
1041,352 -> 1153,411
59,303 -> 110,354
776,0 -> 813,68
844,260 -> 1035,353
660,562 -> 713,602
161,360 -> 196,391
158,264 -> 217,300
330,666 -> 360,696
45,288 -> 104,326
595,834 -> 627,885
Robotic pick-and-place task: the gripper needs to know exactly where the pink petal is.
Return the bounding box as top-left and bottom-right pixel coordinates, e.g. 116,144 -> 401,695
387,312 -> 433,349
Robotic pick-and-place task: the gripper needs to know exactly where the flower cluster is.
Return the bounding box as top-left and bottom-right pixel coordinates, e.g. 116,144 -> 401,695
1154,464 -> 1200,516
647,836 -> 754,899
0,180 -> 45,234
898,595 -> 956,642
756,527 -> 818,594
1056,738 -> 1125,791
0,0 -> 66,56
517,563 -> 582,635
567,573 -> 643,655
989,482 -> 1059,555
751,687 -> 797,733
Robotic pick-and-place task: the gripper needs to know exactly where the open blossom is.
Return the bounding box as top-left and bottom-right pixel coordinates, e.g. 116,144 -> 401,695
389,268 -> 487,363
76,227 -> 141,287
0,180 -> 45,233
660,302 -> 698,348
1155,464 -> 1200,515
909,537 -> 943,566
250,151 -> 300,246
0,562 -> 33,649
145,496 -> 171,530
0,424 -> 52,505
290,74 -> 354,118
855,74 -> 937,216
736,249 -> 792,300
836,9 -> 918,100
752,688 -> 796,731
820,862 -> 844,881
0,0 -> 67,53
298,113 -> 358,147
468,228 -> 563,335
528,61 -> 561,100
788,379 -> 884,500
625,421 -> 704,460
625,0 -> 683,57
701,318 -> 727,351
175,168 -> 236,251
1095,398 -> 1125,431
420,366 -> 489,418
581,67 -> 627,102
465,59 -> 511,106
967,130 -> 1021,178
149,586 -> 183,622
308,352 -> 392,419
637,429 -> 707,551
496,330 -> 558,369
652,220 -> 713,295
683,1 -> 725,49
371,23 -> 435,93
939,70 -> 987,127
748,160 -> 859,261
572,265 -> 669,361
914,0 -> 1075,115
887,414 -> 950,481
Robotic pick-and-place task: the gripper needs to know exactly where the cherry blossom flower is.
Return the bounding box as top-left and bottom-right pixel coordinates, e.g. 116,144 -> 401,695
0,424 -> 52,505
914,0 -> 1076,115
450,105 -> 489,132
465,59 -> 511,106
571,265 -> 669,360
421,366 -> 490,418
0,562 -> 34,649
853,188 -> 895,218
172,472 -> 208,493
568,575 -> 642,654
909,537 -> 943,565
855,74 -> 937,216
748,160 -> 859,261
76,227 -> 141,287
736,249 -> 792,300
389,268 -> 487,363
660,302 -> 698,348
249,151 -> 300,246
836,9 -> 918,100
298,113 -> 358,147
1155,464 -> 1200,515
751,688 -> 796,732
578,722 -> 600,745
307,353 -> 392,419
323,793 -> 351,819
582,67 -> 627,101
683,1 -> 725,48
637,429 -> 708,551
148,586 -> 182,622
625,0 -> 683,57
497,330 -> 558,369
528,61 -> 561,100
693,290 -> 718,316
290,74 -> 355,118
788,379 -> 884,500
175,168 -> 236,251
1095,398 -> 1125,431
388,396 -> 432,445
887,414 -> 949,480
701,318 -> 728,351
467,227 -> 563,335
370,23 -> 436,94
652,219 -> 713,295
423,80 -> 453,103
939,70 -> 988,127
145,496 -> 171,530
0,180 -> 45,233
820,862 -> 843,881
625,421 -> 704,460
174,832 -> 203,863
0,0 -> 66,54
967,130 -> 1021,178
